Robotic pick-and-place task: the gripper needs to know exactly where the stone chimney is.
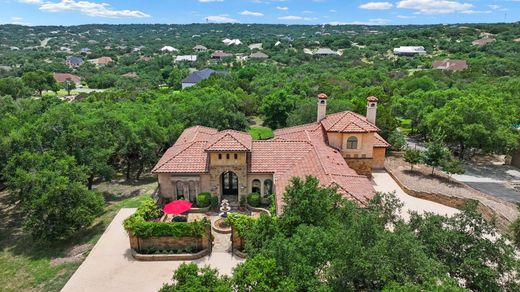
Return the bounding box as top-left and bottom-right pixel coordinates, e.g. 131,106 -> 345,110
317,93 -> 328,122
366,96 -> 378,125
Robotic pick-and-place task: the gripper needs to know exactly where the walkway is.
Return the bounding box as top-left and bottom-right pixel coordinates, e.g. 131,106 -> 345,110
371,171 -> 459,220
62,208 -> 243,292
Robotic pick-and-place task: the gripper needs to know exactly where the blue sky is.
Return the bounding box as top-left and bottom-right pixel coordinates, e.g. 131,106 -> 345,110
1,0 -> 518,26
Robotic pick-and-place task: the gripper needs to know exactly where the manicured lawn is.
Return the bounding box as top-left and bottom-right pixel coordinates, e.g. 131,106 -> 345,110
0,180 -> 154,292
248,127 -> 273,140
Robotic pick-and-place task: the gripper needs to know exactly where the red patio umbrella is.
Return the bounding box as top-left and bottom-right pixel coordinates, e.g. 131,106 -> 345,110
163,200 -> 193,214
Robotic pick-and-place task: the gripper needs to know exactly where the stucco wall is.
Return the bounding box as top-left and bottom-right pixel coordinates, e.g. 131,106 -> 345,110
372,147 -> 386,169
209,152 -> 247,167
247,174 -> 274,197
327,132 -> 375,159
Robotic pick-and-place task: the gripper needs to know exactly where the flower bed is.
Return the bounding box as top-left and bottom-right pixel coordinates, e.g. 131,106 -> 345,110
123,197 -> 212,260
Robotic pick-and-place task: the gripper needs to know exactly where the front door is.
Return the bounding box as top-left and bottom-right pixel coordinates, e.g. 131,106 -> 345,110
221,171 -> 238,196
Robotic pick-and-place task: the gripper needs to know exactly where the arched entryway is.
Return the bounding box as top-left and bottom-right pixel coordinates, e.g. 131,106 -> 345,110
221,171 -> 239,201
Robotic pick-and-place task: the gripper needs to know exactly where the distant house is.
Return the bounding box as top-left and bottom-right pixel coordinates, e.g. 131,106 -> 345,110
250,51 -> 269,60
181,68 -> 225,89
313,48 -> 339,57
432,59 -> 468,71
122,72 -> 138,78
472,37 -> 495,46
193,45 -> 207,53
393,46 -> 426,56
222,38 -> 242,46
211,50 -> 232,60
80,48 -> 90,53
66,56 -> 84,68
139,55 -> 152,62
175,55 -> 197,62
248,43 -> 263,50
53,73 -> 81,86
160,46 -> 179,53
89,56 -> 113,67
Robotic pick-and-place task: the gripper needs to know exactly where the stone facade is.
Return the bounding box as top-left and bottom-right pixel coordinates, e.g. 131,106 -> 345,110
345,158 -> 373,177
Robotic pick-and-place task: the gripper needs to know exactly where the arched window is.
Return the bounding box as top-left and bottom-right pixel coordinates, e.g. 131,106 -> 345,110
252,179 -> 261,193
264,179 -> 273,197
189,181 -> 196,202
346,136 -> 358,149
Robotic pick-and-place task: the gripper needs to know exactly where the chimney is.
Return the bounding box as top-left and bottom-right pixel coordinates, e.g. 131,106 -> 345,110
317,93 -> 328,122
366,96 -> 378,125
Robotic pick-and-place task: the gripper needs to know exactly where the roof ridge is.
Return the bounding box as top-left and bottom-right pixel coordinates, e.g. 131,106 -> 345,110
206,131 -> 250,151
153,141 -> 200,172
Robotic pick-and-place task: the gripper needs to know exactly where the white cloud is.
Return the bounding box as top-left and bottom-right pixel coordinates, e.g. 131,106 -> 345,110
199,0 -> 224,2
276,6 -> 289,11
461,10 -> 491,14
206,15 -> 238,22
488,5 -> 500,10
396,0 -> 472,14
278,15 -> 302,20
329,9 -> 337,13
38,0 -> 150,18
359,2 -> 393,10
240,10 -> 263,16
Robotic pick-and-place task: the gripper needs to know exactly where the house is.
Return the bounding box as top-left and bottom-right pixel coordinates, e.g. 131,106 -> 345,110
432,59 -> 468,71
250,51 -> 269,60
153,94 -> 389,213
53,73 -> 81,86
393,46 -> 426,56
80,48 -> 90,53
160,46 -> 179,53
89,56 -> 113,67
193,45 -> 208,52
65,56 -> 84,68
139,55 -> 152,62
181,68 -> 223,89
175,55 -> 198,62
211,50 -> 232,60
313,48 -> 340,57
222,38 -> 242,46
472,37 -> 495,46
248,43 -> 263,50
122,72 -> 138,78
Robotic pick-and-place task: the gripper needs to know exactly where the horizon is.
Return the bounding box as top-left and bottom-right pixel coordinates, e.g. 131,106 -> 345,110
1,0 -> 518,26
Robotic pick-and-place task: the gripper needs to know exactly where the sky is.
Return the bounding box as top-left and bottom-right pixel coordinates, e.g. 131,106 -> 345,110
0,0 -> 518,26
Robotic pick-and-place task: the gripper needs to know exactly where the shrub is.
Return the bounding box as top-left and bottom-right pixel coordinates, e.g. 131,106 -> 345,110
136,197 -> 161,220
226,213 -> 255,237
210,196 -> 219,208
196,192 -> 211,208
248,192 -> 261,207
388,130 -> 406,151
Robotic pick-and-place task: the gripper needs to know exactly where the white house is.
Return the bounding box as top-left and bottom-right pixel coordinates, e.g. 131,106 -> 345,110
393,46 -> 426,56
160,46 -> 179,53
175,55 -> 198,62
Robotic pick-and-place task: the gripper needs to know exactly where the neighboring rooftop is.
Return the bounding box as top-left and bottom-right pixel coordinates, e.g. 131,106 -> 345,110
393,46 -> 426,55
250,51 -> 269,60
472,37 -> 496,46
53,73 -> 81,84
181,68 -> 218,85
432,59 -> 468,71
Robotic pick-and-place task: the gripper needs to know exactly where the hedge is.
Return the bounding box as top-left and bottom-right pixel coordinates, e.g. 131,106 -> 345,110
123,198 -> 209,238
225,213 -> 255,237
196,192 -> 211,208
247,192 -> 261,207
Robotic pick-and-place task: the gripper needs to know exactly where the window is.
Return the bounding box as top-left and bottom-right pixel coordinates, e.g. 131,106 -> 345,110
264,179 -> 273,197
226,153 -> 230,159
218,154 -> 222,159
176,182 -> 184,198
252,179 -> 261,193
346,136 -> 358,149
234,153 -> 238,159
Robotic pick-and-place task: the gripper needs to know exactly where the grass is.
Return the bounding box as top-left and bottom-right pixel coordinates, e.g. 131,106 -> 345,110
248,127 -> 273,140
0,179 -> 155,292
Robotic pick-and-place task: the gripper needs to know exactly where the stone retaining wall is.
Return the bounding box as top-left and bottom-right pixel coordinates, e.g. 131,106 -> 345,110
131,248 -> 210,261
386,167 -> 513,233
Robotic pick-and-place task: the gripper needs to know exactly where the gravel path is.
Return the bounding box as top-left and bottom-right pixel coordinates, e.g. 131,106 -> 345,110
62,209 -> 243,292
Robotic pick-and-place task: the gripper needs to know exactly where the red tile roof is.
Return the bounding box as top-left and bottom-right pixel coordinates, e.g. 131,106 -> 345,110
367,96 -> 378,102
321,111 -> 379,133
432,59 -> 468,71
374,133 -> 391,148
153,110 -> 388,212
205,130 -> 252,152
53,73 -> 81,84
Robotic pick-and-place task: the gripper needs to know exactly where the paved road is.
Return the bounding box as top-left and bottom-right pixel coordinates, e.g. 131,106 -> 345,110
453,164 -> 520,203
371,171 -> 459,220
62,208 -> 243,292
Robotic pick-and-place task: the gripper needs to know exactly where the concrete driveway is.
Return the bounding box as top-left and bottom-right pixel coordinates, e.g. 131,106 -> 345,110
371,171 -> 459,220
62,208 -> 243,292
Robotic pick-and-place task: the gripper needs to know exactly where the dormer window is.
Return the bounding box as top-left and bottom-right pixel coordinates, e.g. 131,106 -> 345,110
347,136 -> 358,149
226,153 -> 230,159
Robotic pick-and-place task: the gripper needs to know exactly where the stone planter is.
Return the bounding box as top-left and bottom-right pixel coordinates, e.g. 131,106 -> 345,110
212,218 -> 232,234
132,248 -> 210,261
246,204 -> 271,216
189,206 -> 211,213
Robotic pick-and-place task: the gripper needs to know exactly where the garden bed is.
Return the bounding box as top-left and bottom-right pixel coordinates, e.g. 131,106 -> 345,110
131,248 -> 210,261
212,218 -> 232,234
385,156 -> 518,232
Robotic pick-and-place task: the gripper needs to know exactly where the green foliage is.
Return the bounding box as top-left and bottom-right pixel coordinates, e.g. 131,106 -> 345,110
225,213 -> 255,237
159,263 -> 231,292
404,148 -> 424,171
22,70 -> 57,96
387,130 -> 406,151
210,195 -> 219,208
248,127 -> 273,140
511,210 -> 520,249
441,159 -> 465,177
196,192 -> 211,208
3,151 -> 104,241
247,192 -> 261,207
232,256 -> 294,292
123,199 -> 209,238
424,138 -> 450,174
